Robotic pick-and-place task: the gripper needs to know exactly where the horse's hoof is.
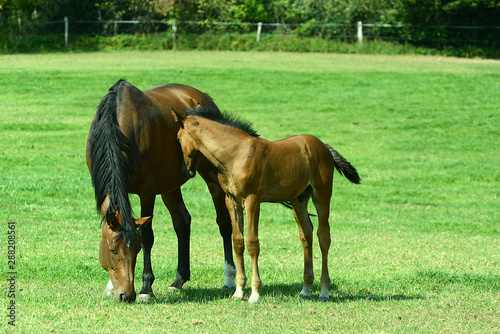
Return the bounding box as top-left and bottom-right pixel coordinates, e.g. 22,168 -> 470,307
168,286 -> 182,293
318,296 -> 329,302
299,289 -> 311,298
232,288 -> 244,300
248,299 -> 259,305
222,284 -> 235,290
137,294 -> 155,303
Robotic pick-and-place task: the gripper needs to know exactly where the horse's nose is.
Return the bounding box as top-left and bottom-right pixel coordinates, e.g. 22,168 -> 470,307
121,291 -> 136,303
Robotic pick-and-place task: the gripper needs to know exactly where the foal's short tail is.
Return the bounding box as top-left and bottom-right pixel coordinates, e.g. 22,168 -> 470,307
326,144 -> 361,184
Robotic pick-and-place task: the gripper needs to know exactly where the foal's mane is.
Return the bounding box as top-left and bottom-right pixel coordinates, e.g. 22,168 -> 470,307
185,107 -> 260,137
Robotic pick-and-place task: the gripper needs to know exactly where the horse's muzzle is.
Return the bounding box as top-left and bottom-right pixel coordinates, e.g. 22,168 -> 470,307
116,290 -> 136,303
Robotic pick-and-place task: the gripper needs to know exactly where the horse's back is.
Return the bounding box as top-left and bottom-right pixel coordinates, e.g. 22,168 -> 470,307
144,83 -> 219,114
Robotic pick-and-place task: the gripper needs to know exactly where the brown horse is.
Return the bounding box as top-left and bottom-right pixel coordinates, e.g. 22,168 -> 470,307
172,108 -> 360,303
86,80 -> 236,303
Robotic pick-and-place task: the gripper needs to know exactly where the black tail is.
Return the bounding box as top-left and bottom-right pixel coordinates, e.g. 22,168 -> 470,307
88,80 -> 137,247
326,144 -> 361,184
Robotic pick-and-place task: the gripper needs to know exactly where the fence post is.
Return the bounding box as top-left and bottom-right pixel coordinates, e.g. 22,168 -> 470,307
357,21 -> 363,45
256,22 -> 262,42
64,17 -> 69,49
172,19 -> 177,47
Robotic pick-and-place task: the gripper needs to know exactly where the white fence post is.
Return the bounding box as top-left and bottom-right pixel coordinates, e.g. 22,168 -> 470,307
172,19 -> 177,45
256,22 -> 262,42
357,21 -> 363,45
64,17 -> 69,49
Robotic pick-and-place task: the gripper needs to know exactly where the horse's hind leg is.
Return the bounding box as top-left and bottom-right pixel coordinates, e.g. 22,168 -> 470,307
312,187 -> 332,302
162,188 -> 192,291
290,193 -> 314,298
137,195 -> 156,302
198,161 -> 236,289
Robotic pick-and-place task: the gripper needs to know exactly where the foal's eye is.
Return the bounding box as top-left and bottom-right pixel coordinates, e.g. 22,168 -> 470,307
194,121 -> 199,126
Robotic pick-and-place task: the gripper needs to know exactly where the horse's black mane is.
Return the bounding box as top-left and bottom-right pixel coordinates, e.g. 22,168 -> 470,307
88,79 -> 137,248
185,106 -> 260,137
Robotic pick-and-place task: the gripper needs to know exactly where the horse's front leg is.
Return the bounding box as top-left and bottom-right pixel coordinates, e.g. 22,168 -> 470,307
245,195 -> 262,304
137,195 -> 156,302
198,160 -> 236,289
226,196 -> 246,300
162,189 -> 191,291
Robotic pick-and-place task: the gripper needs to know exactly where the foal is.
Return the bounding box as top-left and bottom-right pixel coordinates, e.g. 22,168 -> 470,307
172,108 -> 360,303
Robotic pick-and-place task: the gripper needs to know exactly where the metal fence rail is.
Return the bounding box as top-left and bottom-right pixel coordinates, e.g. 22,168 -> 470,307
8,17 -> 500,49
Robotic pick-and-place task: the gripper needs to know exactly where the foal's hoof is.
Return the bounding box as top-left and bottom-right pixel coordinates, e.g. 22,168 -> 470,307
137,293 -> 155,303
318,296 -> 329,302
168,286 -> 182,293
299,292 -> 311,299
299,288 -> 312,299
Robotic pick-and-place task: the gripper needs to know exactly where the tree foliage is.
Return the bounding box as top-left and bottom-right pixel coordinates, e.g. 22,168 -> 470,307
0,0 -> 498,49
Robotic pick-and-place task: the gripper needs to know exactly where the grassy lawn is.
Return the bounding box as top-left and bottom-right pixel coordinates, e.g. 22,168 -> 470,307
0,51 -> 499,333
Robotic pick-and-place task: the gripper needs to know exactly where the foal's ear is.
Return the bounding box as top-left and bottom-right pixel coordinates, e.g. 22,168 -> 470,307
171,108 -> 184,128
135,215 -> 153,228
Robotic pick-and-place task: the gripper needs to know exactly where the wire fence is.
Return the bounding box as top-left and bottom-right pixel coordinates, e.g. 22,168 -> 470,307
5,17 -> 500,50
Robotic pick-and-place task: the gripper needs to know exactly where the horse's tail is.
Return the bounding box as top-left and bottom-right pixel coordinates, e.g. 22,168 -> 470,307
88,79 -> 137,247
326,144 -> 361,184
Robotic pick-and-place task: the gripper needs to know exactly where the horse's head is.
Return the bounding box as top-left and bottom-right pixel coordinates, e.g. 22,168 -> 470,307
172,109 -> 201,179
99,199 -> 152,303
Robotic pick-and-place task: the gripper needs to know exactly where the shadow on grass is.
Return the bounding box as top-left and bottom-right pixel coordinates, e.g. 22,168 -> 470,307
140,268 -> 499,305
149,282 -> 423,305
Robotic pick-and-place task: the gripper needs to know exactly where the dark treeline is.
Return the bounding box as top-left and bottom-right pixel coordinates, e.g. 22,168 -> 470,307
1,0 -> 499,50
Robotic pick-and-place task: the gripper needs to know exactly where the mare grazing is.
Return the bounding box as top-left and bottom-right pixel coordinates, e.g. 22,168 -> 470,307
86,80 -> 236,303
172,108 -> 360,303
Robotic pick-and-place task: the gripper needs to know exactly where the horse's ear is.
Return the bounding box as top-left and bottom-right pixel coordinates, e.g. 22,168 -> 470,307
171,108 -> 184,128
135,215 -> 153,228
105,211 -> 121,230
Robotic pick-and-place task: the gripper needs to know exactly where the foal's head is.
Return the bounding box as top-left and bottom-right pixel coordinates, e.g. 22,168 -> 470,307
172,110 -> 203,179
98,198 -> 152,303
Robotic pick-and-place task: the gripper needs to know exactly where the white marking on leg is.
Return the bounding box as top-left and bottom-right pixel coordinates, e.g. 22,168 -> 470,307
233,287 -> 244,300
223,261 -> 236,289
299,285 -> 312,298
248,290 -> 260,304
319,286 -> 330,302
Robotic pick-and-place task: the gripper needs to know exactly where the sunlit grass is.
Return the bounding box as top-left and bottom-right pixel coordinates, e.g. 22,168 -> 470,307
0,51 -> 499,332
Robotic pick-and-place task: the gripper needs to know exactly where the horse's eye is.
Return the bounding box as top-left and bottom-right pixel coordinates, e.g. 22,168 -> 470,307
110,249 -> 117,255
194,121 -> 199,126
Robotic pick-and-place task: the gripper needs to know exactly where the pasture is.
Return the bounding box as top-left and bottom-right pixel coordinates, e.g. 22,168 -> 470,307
0,51 -> 499,332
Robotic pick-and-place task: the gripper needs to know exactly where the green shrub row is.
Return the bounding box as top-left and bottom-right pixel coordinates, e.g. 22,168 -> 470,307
1,31 -> 497,59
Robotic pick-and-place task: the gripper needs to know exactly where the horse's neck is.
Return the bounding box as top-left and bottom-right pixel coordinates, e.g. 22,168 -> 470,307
195,126 -> 247,171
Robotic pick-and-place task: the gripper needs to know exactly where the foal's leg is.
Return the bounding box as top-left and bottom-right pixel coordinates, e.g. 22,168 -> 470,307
162,188 -> 192,291
290,196 -> 315,298
245,195 -> 262,304
198,160 -> 236,289
226,196 -> 246,300
312,189 -> 332,302
137,195 -> 156,302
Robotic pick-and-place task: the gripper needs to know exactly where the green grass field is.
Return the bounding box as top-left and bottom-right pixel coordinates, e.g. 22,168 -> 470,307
1,51 -> 499,333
